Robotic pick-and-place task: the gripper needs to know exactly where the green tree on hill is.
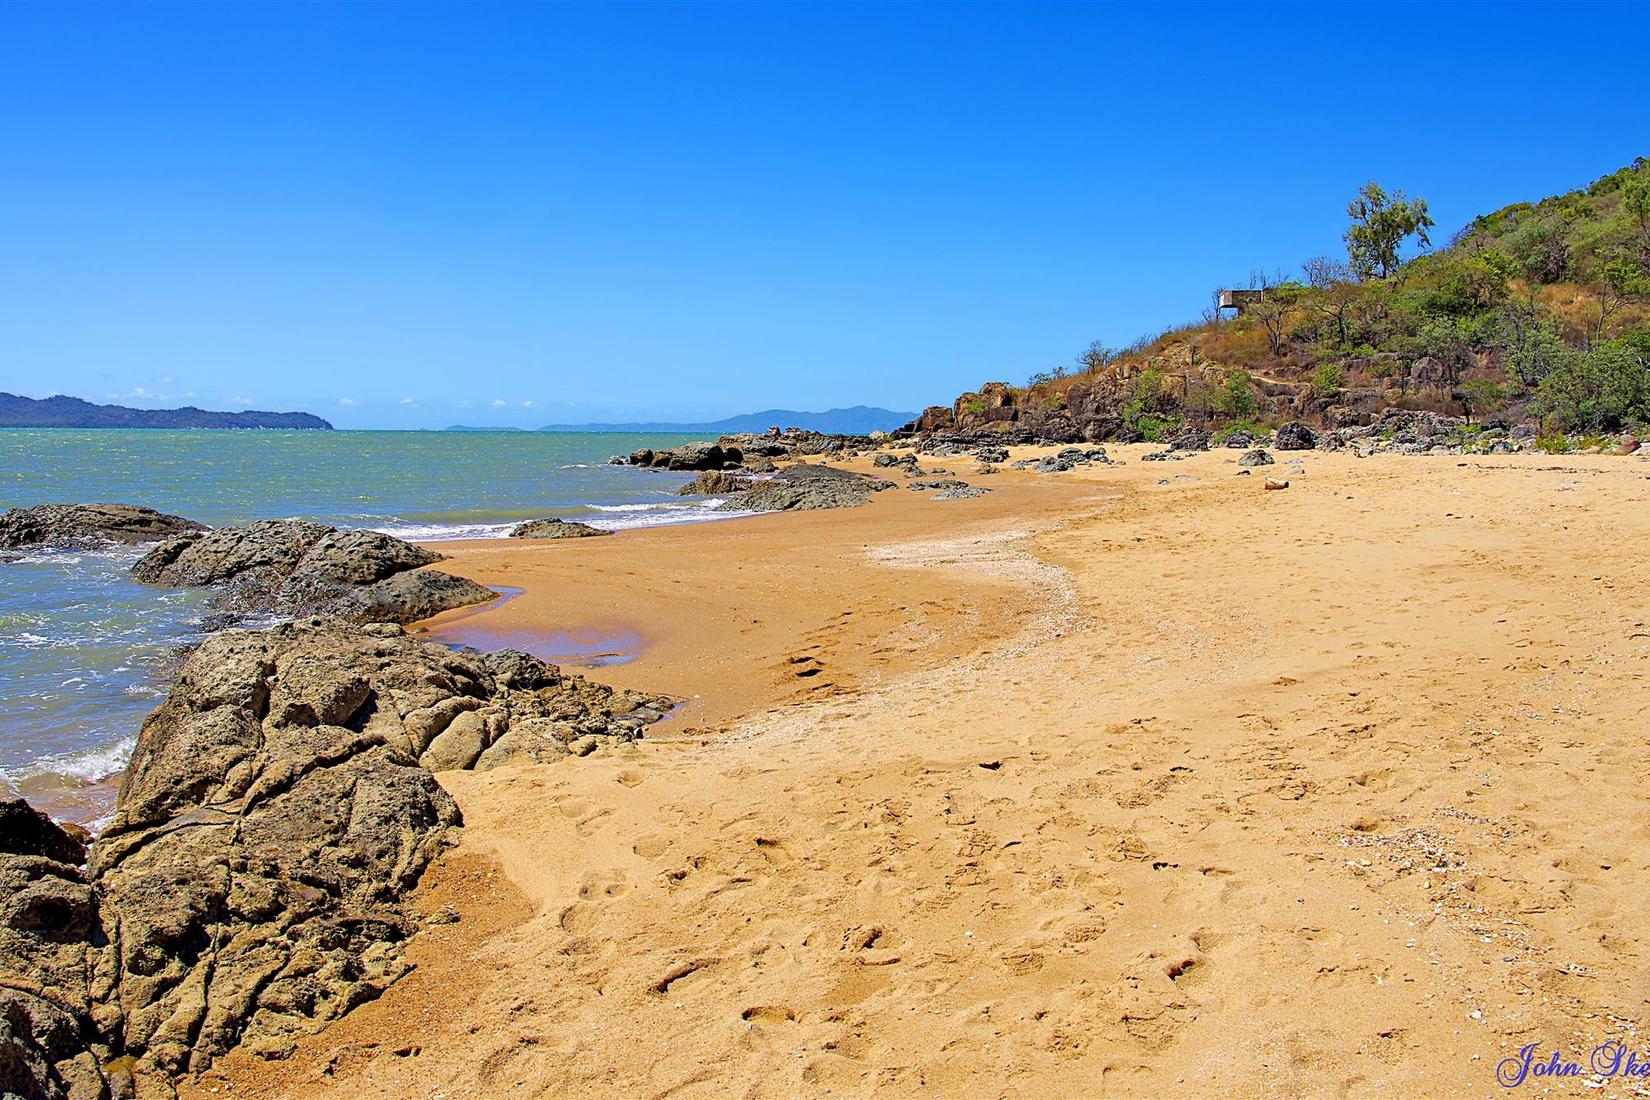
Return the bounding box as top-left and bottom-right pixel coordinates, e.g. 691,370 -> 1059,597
1345,182 -> 1435,280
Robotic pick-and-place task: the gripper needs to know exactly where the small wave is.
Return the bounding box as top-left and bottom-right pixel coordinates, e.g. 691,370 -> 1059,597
1,734 -> 136,787
586,505 -> 758,531
583,501 -> 683,513
122,683 -> 168,699
366,521 -> 519,541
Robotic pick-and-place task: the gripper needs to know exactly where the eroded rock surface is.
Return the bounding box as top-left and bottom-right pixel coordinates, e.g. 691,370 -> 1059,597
86,618 -> 673,1082
715,464 -> 894,512
509,518 -> 612,539
132,520 -> 494,625
626,443 -> 743,471
674,470 -> 755,496
0,800 -> 111,1100
0,503 -> 205,552
1274,421 -> 1318,450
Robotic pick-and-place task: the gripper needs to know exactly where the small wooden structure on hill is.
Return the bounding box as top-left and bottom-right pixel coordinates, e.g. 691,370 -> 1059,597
1217,288 -> 1267,316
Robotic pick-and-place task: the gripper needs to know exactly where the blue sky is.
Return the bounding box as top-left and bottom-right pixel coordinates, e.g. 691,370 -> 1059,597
1,2 -> 1647,429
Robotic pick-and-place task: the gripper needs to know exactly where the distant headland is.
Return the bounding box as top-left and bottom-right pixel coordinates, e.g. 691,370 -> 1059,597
0,393 -> 333,430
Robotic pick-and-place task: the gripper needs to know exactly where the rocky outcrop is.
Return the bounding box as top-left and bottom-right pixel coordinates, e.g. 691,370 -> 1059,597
715,428 -> 870,462
909,406 -> 956,434
715,464 -> 894,512
909,479 -> 990,501
0,503 -> 205,552
0,801 -> 112,1100
1274,421 -> 1318,450
1010,447 -> 1113,473
627,443 -> 743,471
674,470 -> 755,496
132,520 -> 494,625
509,518 -> 612,539
83,618 -> 673,1084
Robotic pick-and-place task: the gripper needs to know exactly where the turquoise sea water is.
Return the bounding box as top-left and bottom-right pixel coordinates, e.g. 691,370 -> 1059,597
0,429 -> 713,822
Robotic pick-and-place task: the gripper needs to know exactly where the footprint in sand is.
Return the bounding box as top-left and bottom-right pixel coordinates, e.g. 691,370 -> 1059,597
577,869 -> 628,901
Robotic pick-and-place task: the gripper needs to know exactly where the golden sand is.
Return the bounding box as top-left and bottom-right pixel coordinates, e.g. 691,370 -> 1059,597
187,444 -> 1650,1097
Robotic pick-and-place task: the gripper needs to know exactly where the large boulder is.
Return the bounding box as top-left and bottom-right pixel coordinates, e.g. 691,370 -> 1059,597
133,520 -> 494,625
715,464 -> 895,513
1274,421 -> 1318,450
1237,448 -> 1276,467
674,470 -> 755,496
89,618 -> 674,1081
509,518 -> 612,539
0,503 -> 204,552
0,801 -> 112,1100
628,443 -> 742,471
902,406 -> 957,435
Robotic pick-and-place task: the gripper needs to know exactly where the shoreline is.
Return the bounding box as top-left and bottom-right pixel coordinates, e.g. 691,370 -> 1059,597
407,449 -> 1095,734
182,442 -> 1650,1097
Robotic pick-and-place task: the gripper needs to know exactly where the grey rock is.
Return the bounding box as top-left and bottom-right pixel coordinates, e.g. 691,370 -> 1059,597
1171,430 -> 1210,452
1274,422 -> 1318,450
1221,429 -> 1255,448
1237,449 -> 1275,467
133,519 -> 493,626
0,503 -> 205,552
716,464 -> 895,512
331,570 -> 497,625
509,518 -> 612,539
909,479 -> 990,501
629,443 -> 742,471
88,618 -> 674,1079
673,470 -> 755,496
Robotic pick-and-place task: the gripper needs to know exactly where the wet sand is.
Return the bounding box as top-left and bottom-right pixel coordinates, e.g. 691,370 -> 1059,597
187,444 -> 1650,1098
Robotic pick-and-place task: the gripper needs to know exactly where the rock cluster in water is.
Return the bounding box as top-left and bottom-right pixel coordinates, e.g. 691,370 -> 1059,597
0,503 -> 205,552
674,470 -> 756,496
626,442 -> 744,471
1,618 -> 675,1098
132,519 -> 496,625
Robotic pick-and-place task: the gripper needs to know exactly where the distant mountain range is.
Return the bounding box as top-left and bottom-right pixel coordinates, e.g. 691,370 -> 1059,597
537,406 -> 916,435
0,393 -> 333,430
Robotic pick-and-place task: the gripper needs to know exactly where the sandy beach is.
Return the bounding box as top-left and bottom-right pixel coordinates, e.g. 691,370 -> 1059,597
181,444 -> 1650,1098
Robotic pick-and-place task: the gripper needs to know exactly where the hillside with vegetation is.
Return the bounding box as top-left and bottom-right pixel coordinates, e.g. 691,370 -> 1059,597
0,393 -> 333,430
906,156 -> 1650,449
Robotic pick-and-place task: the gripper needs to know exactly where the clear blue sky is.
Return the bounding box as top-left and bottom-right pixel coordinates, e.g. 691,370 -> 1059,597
1,1 -> 1647,429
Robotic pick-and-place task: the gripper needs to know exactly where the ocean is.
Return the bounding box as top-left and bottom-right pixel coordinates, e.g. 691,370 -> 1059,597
0,428 -> 718,823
